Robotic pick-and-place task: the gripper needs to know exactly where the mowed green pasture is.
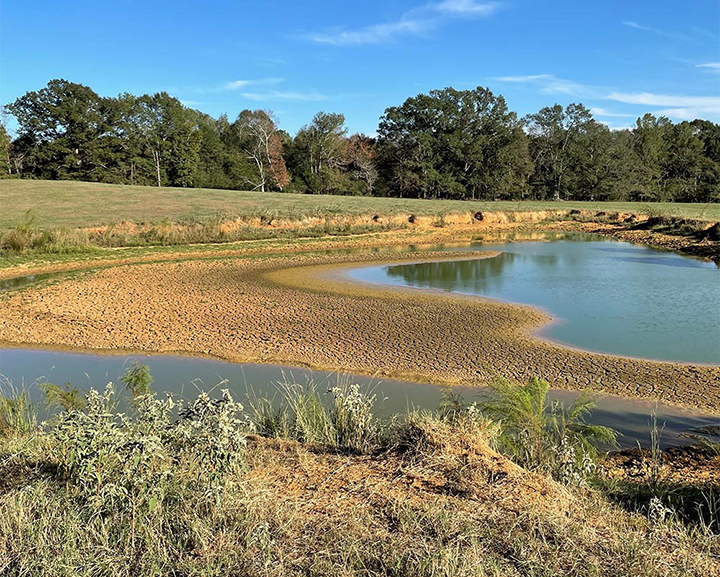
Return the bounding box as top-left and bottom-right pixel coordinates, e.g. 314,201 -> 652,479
1,179 -> 718,230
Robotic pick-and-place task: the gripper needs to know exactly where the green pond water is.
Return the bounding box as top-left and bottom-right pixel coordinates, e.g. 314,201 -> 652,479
348,233 -> 720,365
0,347 -> 718,449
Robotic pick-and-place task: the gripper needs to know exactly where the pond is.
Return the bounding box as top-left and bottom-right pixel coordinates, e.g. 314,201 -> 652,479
348,234 -> 720,365
1,233 -> 718,448
0,347 -> 717,449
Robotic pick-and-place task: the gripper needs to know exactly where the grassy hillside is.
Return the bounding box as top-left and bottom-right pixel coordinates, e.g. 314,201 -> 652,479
2,179 -> 719,230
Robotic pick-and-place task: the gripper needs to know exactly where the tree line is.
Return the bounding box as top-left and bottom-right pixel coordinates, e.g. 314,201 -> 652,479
1,79 -> 718,202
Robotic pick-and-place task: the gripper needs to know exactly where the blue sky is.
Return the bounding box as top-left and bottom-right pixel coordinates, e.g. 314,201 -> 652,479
1,0 -> 718,135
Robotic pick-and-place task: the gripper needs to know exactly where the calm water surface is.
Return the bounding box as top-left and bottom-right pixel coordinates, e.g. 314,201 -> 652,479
348,234 -> 720,365
0,347 -> 718,449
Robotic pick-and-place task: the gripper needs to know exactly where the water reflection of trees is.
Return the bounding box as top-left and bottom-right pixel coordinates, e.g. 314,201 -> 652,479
384,253 -> 524,293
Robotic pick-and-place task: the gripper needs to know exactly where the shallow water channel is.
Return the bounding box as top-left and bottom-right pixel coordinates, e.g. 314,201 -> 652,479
1,347 -> 718,449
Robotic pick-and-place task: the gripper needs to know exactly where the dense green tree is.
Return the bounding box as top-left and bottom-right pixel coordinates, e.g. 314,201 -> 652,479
566,123 -> 647,201
629,114 -> 672,201
191,112 -> 234,190
3,79 -> 719,202
132,93 -> 201,187
688,119 -> 720,202
286,112 -> 348,194
378,87 -> 531,199
525,104 -> 597,200
6,79 -> 115,181
663,122 -> 711,202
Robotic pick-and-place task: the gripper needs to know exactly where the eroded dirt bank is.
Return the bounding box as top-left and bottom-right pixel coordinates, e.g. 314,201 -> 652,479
2,210 -> 718,282
1,249 -> 718,412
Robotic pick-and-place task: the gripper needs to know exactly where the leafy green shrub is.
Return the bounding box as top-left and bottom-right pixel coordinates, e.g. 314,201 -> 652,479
482,377 -> 617,484
121,361 -> 154,400
171,390 -> 248,488
40,382 -> 87,412
51,383 -> 246,515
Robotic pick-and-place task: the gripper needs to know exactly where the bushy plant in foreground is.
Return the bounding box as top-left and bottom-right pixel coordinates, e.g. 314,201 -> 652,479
39,382 -> 87,412
51,383 -> 246,516
0,380 -> 37,435
482,377 -> 618,484
121,361 -> 154,400
329,383 -> 378,452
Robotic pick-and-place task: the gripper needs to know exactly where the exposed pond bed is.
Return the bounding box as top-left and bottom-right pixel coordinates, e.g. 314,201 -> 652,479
2,232 -> 718,448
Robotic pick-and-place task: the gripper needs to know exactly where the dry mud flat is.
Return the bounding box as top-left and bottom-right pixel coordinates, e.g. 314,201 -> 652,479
1,250 -> 719,412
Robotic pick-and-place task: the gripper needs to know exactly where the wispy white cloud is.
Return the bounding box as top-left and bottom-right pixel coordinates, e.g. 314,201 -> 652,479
221,78 -> 283,91
434,0 -> 500,14
493,74 -> 553,82
492,72 -> 720,121
256,56 -> 287,67
178,78 -> 329,104
606,92 -> 720,108
607,92 -> 720,121
696,62 -> 720,74
308,20 -> 431,46
223,80 -> 252,90
621,21 -> 710,45
179,100 -> 202,107
239,90 -> 329,102
622,21 -> 646,30
590,107 -> 636,118
491,73 -> 600,97
654,107 -> 720,120
306,1 -> 502,46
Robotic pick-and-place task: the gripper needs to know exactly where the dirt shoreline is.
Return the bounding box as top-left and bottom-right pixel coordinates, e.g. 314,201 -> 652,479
1,245 -> 718,413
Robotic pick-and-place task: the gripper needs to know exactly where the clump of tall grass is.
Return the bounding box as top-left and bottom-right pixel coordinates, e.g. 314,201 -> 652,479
0,378 -> 37,435
0,209 -> 95,254
329,383 -> 378,452
248,379 -> 380,452
39,382 -> 87,412
482,377 -> 618,484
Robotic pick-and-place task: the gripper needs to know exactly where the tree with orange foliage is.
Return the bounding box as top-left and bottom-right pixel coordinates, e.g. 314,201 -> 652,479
233,109 -> 289,192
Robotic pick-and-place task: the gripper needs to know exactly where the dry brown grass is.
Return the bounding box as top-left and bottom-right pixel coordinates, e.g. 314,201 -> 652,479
3,412 -> 717,576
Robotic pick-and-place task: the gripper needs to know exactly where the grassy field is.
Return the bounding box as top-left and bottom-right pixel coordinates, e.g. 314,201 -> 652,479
2,179 -> 719,230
